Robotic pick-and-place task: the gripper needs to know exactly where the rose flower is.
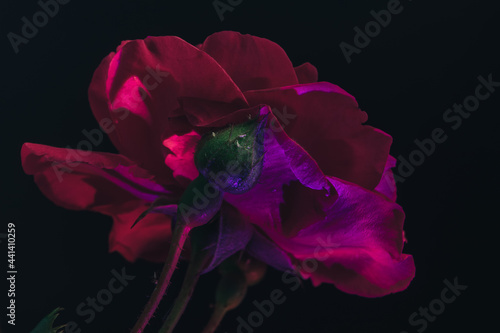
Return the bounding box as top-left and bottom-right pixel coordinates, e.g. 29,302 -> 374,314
21,31 -> 414,302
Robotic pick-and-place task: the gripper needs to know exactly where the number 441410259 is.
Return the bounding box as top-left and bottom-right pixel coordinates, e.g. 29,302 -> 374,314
7,222 -> 16,270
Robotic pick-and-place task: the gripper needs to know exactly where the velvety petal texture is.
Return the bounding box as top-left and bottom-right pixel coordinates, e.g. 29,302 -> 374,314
199,31 -> 299,91
374,155 -> 398,201
224,106 -> 336,233
271,177 -> 414,297
23,31 -> 414,297
107,200 -> 173,263
294,63 -> 318,84
21,143 -> 174,206
88,35 -> 248,181
245,82 -> 392,190
21,143 -> 176,262
196,203 -> 254,274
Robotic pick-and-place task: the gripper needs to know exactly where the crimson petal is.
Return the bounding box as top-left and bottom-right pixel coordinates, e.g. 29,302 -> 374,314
244,82 -> 392,190
21,143 -> 176,207
199,31 -> 299,91
21,143 -> 178,262
107,200 -> 172,263
374,155 -> 398,202
88,35 -> 248,178
294,62 -> 318,84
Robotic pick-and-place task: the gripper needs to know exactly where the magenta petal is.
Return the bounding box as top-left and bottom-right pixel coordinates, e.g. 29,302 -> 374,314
224,106 -> 335,234
290,82 -> 355,99
293,176 -> 405,258
302,250 -> 415,297
272,176 -> 413,297
245,231 -> 294,272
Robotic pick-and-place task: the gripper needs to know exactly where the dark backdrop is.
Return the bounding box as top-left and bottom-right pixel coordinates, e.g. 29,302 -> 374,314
1,0 -> 498,332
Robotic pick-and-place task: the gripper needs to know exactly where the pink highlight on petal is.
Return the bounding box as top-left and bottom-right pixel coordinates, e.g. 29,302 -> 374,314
163,130 -> 201,182
163,130 -> 201,156
107,48 -> 121,94
110,76 -> 152,121
290,82 -> 356,100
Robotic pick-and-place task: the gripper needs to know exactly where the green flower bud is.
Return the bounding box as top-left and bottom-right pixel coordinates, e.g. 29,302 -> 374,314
194,116 -> 267,194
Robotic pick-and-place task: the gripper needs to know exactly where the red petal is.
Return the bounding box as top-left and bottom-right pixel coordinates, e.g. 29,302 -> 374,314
21,143 -> 177,210
199,31 -> 299,91
107,200 -> 172,263
22,143 -> 179,262
245,82 -> 392,189
88,35 -> 248,177
294,63 -> 318,84
374,155 -> 398,201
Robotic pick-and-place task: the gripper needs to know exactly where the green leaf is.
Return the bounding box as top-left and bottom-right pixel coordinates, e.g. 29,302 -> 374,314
30,307 -> 66,333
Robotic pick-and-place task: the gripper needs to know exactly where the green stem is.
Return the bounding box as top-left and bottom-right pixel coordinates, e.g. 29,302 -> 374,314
131,224 -> 191,333
201,305 -> 228,333
158,254 -> 208,333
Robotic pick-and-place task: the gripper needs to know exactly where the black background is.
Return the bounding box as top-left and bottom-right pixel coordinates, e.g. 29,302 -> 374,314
1,0 -> 498,332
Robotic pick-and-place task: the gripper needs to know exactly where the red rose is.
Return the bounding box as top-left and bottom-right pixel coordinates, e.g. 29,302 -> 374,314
21,31 -> 414,298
